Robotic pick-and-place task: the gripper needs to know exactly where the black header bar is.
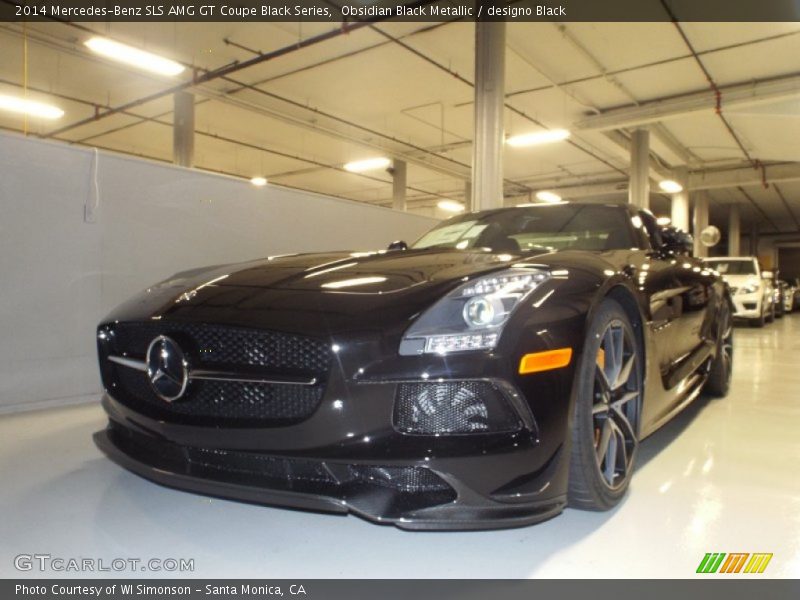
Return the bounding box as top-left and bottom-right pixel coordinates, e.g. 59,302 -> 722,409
4,579 -> 800,600
2,0 -> 800,22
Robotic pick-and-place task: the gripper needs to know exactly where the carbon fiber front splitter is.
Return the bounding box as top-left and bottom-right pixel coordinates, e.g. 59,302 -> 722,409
93,423 -> 566,531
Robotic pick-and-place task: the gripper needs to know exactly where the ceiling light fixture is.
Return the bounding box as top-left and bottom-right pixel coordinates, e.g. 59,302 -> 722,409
437,200 -> 465,213
0,94 -> 64,119
656,216 -> 672,226
506,129 -> 570,148
658,180 -> 683,193
535,191 -> 562,203
343,157 -> 391,173
250,176 -> 268,187
85,37 -> 185,76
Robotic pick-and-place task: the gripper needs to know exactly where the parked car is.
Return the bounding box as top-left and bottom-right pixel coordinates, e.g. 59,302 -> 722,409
93,203 -> 733,530
774,280 -> 787,318
782,278 -> 800,312
704,257 -> 773,326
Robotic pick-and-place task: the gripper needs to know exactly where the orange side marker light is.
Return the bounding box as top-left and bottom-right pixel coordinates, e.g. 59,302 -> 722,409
519,348 -> 573,375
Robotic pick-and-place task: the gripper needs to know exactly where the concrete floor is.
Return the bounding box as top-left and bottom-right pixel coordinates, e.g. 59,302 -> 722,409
2,316 -> 799,579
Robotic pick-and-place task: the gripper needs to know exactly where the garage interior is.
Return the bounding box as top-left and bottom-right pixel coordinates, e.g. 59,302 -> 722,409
1,16 -> 799,577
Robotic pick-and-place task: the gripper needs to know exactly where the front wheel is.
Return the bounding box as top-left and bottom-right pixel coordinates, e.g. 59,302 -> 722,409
705,301 -> 733,397
568,299 -> 642,511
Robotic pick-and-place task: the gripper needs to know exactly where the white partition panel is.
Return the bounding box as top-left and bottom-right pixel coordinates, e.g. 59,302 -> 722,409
0,132 -> 437,412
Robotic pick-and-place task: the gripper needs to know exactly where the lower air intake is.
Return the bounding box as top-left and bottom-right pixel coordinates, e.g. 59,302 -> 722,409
394,381 -> 522,435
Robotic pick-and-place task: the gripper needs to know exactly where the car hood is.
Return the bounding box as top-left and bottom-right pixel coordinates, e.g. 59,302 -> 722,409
719,273 -> 760,288
159,249 -> 548,293
104,247 -> 624,336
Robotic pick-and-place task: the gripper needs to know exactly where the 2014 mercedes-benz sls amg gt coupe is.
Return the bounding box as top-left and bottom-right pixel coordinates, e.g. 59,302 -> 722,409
94,202 -> 733,530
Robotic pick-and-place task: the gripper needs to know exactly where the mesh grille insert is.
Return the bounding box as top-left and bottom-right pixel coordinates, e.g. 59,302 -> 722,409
109,421 -> 453,496
112,321 -> 331,372
114,368 -> 322,424
394,381 -> 522,435
103,321 -> 331,426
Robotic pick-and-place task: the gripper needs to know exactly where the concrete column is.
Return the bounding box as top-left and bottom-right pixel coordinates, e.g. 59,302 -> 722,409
728,205 -> 741,256
671,191 -> 690,231
628,128 -> 650,209
751,222 -> 759,256
392,159 -> 407,212
173,91 -> 195,167
471,22 -> 506,211
693,192 -> 710,258
670,167 -> 690,231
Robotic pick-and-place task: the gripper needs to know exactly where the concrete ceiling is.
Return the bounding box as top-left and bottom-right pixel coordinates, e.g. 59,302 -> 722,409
1,17 -> 800,232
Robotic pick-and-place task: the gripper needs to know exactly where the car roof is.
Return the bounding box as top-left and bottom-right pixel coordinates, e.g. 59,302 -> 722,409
460,201 -> 634,220
705,256 -> 755,261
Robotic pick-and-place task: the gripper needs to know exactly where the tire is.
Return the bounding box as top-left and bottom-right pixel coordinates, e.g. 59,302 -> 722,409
705,301 -> 733,397
751,310 -> 765,328
766,302 -> 775,323
568,299 -> 642,511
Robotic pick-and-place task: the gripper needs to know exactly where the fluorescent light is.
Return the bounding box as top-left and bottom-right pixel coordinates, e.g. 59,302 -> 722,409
250,176 -> 267,187
343,157 -> 391,173
0,94 -> 64,119
658,180 -> 683,193
321,276 -> 387,289
437,200 -> 465,213
85,37 -> 185,76
656,216 -> 672,226
506,129 -> 570,147
535,191 -> 562,203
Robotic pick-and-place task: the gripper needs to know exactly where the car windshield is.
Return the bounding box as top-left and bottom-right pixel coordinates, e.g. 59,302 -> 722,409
412,204 -> 637,253
705,259 -> 757,275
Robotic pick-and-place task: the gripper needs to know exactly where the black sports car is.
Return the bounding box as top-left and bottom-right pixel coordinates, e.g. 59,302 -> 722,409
94,202 -> 733,530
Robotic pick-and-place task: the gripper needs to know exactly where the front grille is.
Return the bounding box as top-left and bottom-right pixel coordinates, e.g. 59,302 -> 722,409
112,321 -> 330,373
108,421 -> 455,500
393,381 -> 522,435
101,321 -> 331,426
115,368 -> 322,423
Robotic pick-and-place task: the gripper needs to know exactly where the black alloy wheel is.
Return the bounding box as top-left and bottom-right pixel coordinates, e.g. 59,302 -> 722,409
568,299 -> 642,510
705,301 -> 733,397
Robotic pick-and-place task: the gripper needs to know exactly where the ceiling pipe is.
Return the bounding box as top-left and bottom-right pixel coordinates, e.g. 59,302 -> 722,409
773,184 -> 800,231
553,23 -> 699,170
369,23 -> 628,181
0,77 -> 457,202
43,1 -> 437,139
575,73 -> 800,132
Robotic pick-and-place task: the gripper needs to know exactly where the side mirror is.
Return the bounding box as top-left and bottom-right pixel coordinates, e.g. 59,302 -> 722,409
660,226 -> 693,255
387,240 -> 408,252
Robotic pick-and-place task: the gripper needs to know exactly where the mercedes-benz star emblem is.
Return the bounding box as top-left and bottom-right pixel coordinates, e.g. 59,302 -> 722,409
145,335 -> 189,402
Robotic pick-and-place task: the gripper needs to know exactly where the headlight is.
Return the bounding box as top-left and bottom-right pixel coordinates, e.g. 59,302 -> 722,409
399,268 -> 550,355
739,283 -> 759,294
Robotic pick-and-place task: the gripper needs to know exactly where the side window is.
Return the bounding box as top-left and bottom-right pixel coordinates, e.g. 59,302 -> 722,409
638,211 -> 663,250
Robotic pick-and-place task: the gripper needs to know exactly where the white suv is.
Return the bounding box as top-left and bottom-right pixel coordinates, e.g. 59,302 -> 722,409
704,257 -> 773,327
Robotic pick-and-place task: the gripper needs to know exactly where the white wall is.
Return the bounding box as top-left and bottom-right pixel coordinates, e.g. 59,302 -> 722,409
0,132 -> 437,412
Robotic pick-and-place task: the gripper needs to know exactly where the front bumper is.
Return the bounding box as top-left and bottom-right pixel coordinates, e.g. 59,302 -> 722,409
93,293 -> 585,529
731,292 -> 762,319
95,395 -> 567,530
